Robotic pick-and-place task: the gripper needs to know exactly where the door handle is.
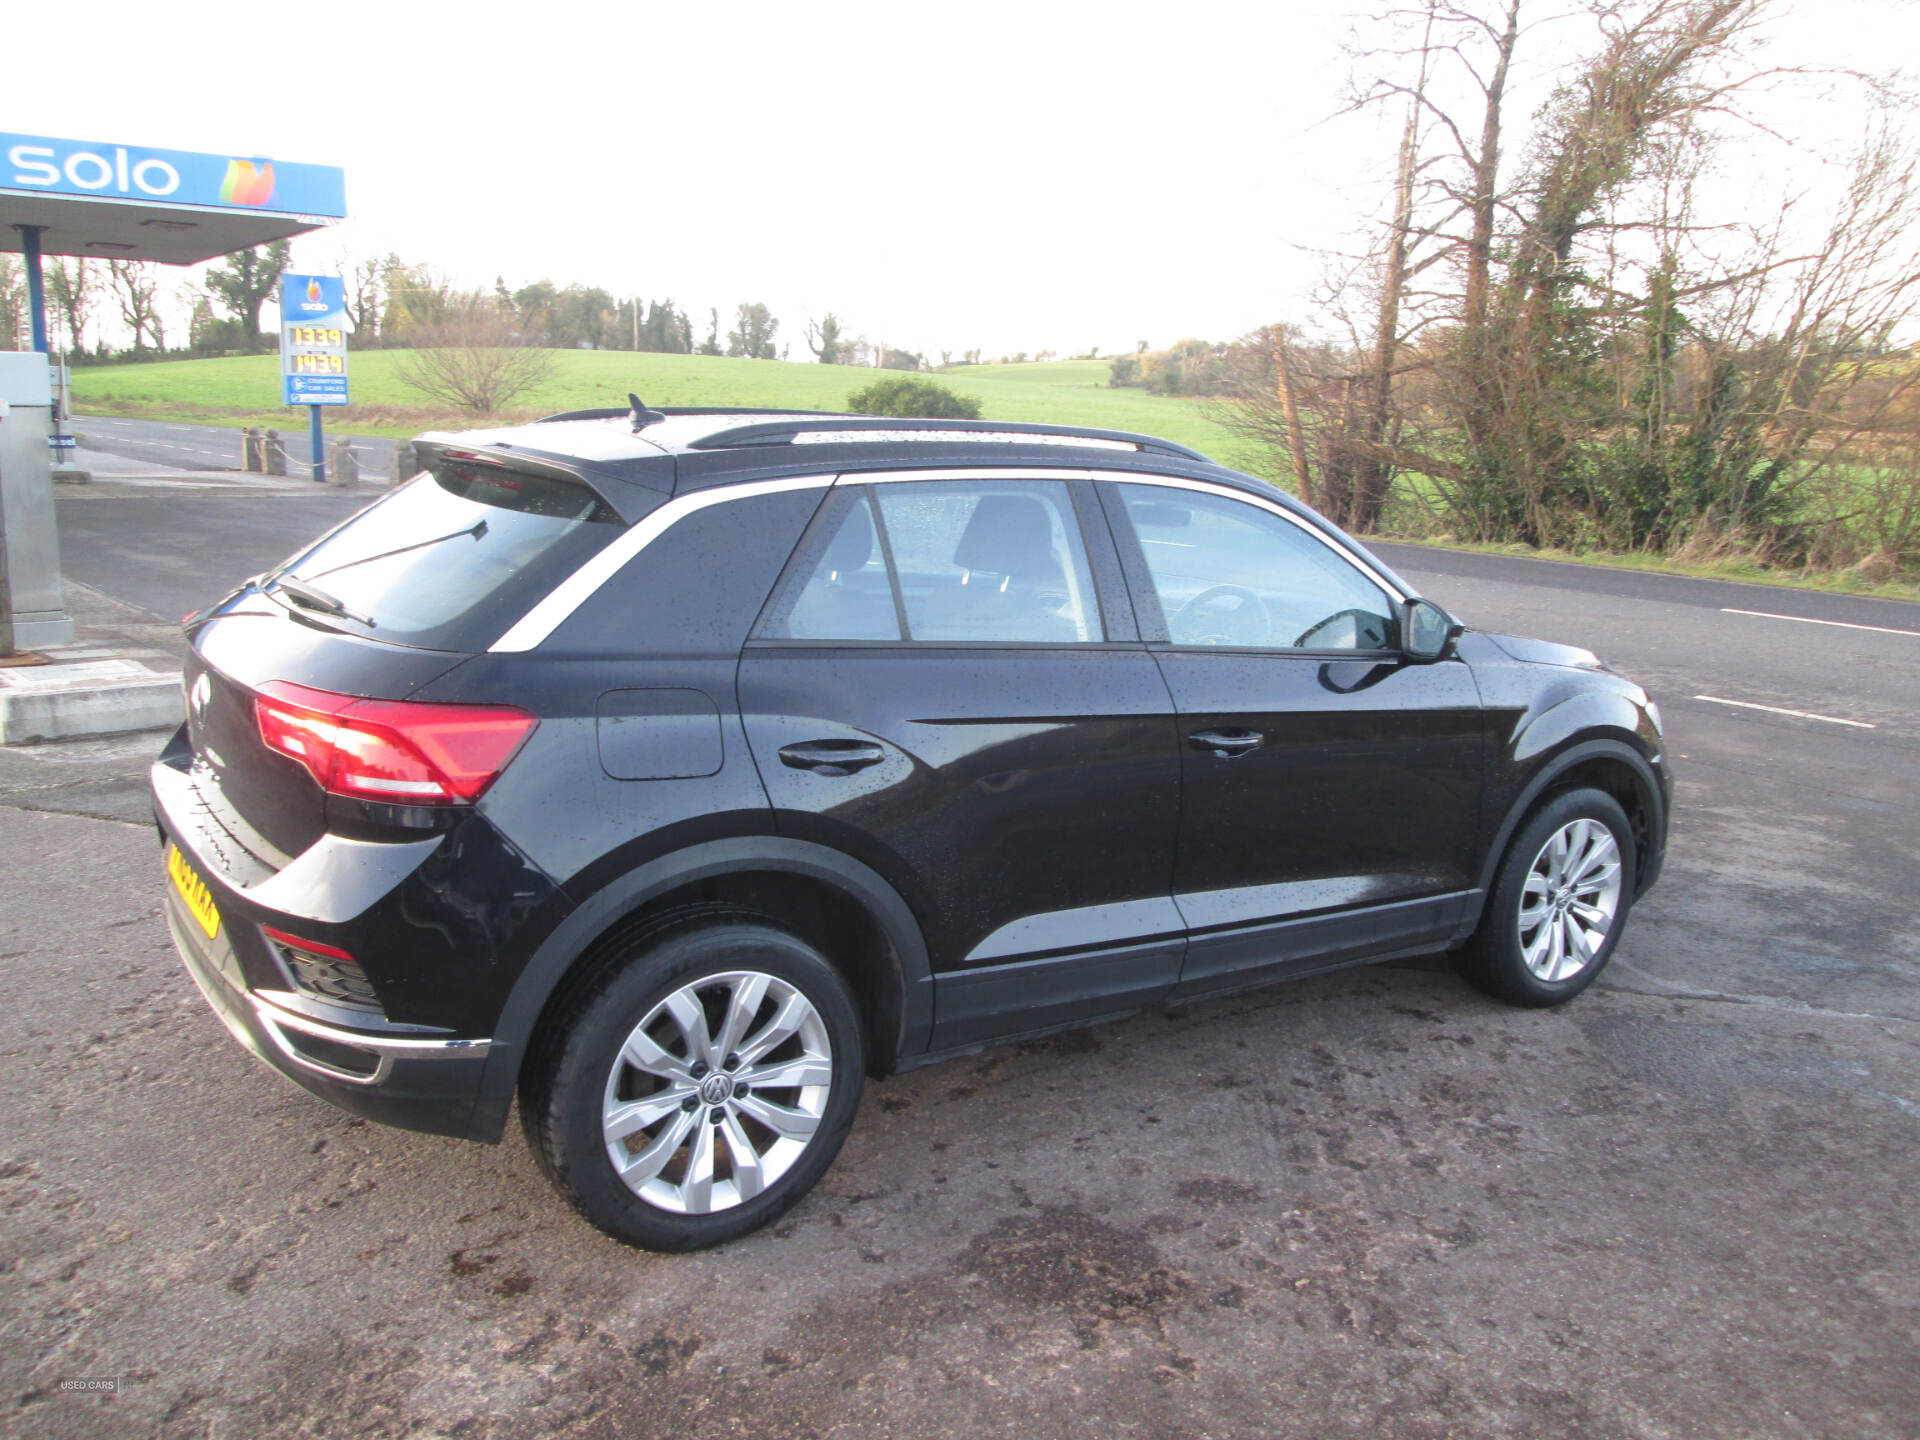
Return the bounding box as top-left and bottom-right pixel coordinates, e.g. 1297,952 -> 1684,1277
778,740 -> 887,776
1188,728 -> 1264,757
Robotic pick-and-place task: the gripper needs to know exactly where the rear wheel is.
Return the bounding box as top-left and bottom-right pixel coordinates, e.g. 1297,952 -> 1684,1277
1457,787 -> 1636,1007
521,913 -> 864,1250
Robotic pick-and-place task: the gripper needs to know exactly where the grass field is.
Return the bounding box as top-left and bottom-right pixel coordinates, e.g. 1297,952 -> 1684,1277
71,351 -> 1252,464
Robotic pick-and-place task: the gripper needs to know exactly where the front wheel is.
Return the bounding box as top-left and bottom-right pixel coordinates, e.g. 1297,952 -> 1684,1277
1457,788 -> 1637,1007
521,914 -> 865,1250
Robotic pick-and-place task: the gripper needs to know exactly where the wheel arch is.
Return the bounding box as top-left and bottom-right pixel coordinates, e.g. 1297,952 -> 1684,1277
470,837 -> 933,1141
1456,736 -> 1666,943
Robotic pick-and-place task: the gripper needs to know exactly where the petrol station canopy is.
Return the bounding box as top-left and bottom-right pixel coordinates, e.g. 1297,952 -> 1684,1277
1,131 -> 347,265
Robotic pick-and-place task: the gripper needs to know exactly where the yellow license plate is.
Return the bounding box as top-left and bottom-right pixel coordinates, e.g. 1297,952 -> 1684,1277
167,845 -> 221,940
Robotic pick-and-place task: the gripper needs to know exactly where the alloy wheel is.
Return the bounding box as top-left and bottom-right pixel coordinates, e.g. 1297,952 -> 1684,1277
601,970 -> 833,1214
1516,818 -> 1623,982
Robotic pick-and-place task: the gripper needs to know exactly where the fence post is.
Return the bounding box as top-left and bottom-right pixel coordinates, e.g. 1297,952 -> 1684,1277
263,429 -> 288,476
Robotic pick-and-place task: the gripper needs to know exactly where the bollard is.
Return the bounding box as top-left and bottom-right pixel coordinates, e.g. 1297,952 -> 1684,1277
329,438 -> 359,488
243,426 -> 265,473
391,441 -> 418,488
264,429 -> 288,476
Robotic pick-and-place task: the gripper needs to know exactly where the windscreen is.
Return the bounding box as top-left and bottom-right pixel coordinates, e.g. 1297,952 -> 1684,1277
268,462 -> 623,651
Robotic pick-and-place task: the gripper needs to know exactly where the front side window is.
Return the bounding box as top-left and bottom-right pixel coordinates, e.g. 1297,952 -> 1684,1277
759,479 -> 1103,644
1119,485 -> 1396,651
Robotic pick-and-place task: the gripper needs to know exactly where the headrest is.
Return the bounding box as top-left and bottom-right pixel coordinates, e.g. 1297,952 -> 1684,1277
824,500 -> 875,576
951,494 -> 1057,578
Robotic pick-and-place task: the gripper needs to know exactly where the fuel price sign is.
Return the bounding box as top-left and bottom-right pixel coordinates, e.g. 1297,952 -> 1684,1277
280,274 -> 349,405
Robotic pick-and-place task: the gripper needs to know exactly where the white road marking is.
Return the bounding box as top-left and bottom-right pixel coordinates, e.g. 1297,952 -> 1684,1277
1693,695 -> 1877,729
1722,607 -> 1920,638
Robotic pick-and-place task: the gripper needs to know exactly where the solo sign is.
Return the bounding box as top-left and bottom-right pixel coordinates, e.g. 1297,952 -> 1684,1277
280,275 -> 349,406
1,132 -> 347,217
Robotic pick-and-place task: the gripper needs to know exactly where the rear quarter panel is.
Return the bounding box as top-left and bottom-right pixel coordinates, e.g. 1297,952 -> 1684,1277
415,484 -> 830,899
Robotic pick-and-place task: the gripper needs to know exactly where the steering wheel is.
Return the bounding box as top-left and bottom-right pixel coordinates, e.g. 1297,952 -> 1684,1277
1172,585 -> 1273,646
1293,607 -> 1387,650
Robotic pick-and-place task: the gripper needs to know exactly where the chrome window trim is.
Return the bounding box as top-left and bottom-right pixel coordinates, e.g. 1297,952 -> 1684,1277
487,465 -> 1404,655
488,474 -> 835,653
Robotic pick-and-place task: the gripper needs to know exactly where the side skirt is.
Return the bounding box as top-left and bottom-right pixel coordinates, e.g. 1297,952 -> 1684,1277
1172,890 -> 1476,1003
927,937 -> 1182,1053
917,890 -> 1479,1062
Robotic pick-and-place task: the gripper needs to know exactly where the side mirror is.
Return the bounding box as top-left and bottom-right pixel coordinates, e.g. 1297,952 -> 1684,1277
1401,597 -> 1458,662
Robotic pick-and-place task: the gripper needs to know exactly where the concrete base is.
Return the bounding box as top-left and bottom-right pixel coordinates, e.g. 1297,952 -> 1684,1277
0,655 -> 182,744
7,608 -> 77,648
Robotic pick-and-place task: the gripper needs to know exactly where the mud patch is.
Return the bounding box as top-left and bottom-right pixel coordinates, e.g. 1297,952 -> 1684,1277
1016,1027 -> 1103,1057
955,1206 -> 1189,1321
1174,1177 -> 1262,1208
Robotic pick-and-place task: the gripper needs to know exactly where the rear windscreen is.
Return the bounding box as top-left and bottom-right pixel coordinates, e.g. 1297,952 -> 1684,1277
267,462 -> 624,651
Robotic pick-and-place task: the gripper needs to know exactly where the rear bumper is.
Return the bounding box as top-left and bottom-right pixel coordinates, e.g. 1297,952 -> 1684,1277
163,887 -> 494,1137
152,742 -> 520,1142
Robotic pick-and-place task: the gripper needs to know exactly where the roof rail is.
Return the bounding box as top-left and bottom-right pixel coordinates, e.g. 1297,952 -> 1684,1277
685,416 -> 1210,461
535,404 -> 850,425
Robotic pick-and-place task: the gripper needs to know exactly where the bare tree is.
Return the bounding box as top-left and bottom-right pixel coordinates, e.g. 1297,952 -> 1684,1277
1220,0 -> 1527,532
342,255 -> 384,347
45,258 -> 95,353
0,256 -> 25,350
394,302 -> 556,414
1688,127 -> 1920,558
1235,0 -> 1839,550
108,260 -> 163,352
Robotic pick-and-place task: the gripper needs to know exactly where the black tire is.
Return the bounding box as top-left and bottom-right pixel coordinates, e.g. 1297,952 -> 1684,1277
520,911 -> 864,1250
1456,787 -> 1637,1007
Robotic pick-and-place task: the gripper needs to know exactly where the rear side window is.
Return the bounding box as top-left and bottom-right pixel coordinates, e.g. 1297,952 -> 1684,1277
876,480 -> 1100,642
268,462 -> 623,651
758,480 -> 1103,644
777,492 -> 901,640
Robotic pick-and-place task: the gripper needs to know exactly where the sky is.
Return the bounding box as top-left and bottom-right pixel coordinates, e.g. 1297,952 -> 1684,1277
14,0 -> 1920,358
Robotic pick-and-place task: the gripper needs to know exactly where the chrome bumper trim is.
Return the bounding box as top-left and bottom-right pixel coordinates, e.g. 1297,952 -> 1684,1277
250,992 -> 491,1087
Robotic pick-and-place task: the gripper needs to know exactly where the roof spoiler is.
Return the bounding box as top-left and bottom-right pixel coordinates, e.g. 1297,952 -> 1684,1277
409,435 -> 669,520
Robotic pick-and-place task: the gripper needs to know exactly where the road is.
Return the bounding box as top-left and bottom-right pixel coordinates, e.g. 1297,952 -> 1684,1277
57,490 -> 371,626
3,483 -> 1916,1439
75,412 -> 399,480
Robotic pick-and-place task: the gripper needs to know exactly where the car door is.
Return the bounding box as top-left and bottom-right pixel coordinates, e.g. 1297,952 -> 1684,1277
1097,476 -> 1488,998
739,473 -> 1185,1051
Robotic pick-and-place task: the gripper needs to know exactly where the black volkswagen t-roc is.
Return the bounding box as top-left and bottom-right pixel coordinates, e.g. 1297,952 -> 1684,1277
154,406 -> 1669,1249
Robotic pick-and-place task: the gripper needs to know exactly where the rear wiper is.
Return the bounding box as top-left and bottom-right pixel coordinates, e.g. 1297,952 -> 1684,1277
302,518 -> 487,583
272,576 -> 376,628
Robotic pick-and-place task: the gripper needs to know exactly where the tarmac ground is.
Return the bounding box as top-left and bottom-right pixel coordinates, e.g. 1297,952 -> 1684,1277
3,422 -> 1915,1439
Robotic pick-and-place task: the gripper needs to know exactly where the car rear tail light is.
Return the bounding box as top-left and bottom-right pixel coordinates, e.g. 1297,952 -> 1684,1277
254,681 -> 537,805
